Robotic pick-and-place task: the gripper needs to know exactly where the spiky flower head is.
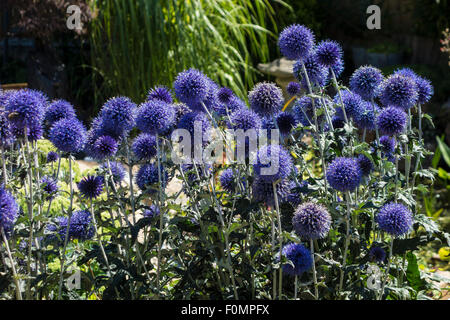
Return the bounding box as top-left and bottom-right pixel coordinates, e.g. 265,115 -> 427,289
248,82 -> 283,117
219,168 -> 243,193
281,243 -> 313,276
278,24 -> 315,61
253,144 -> 293,183
292,96 -> 316,126
174,68 -> 210,107
68,210 -> 95,241
181,164 -> 212,184
136,163 -> 168,194
354,101 -> 379,130
349,66 -> 384,101
292,202 -> 332,240
5,89 -> 46,129
177,111 -> 212,146
217,87 -> 234,104
46,151 -> 59,163
143,205 -> 160,220
147,86 -> 173,104
293,54 -> 329,89
286,180 -> 309,206
228,108 -> 262,131
132,133 -> 157,160
376,202 -> 413,236
286,82 -> 301,96
44,100 -> 76,126
369,246 -> 386,263
41,176 -> 58,200
316,40 -> 343,68
78,175 -> 104,199
415,76 -> 434,104
252,176 -> 290,207
326,157 -> 362,192
379,135 -> 396,154
276,111 -> 297,136
378,74 -> 418,109
357,154 -> 374,176
49,117 -> 87,154
136,100 -> 175,135
0,186 -> 19,235
333,90 -> 364,120
99,96 -> 137,137
377,106 -> 407,136
93,135 -> 118,160
0,111 -> 13,147
101,161 -> 125,184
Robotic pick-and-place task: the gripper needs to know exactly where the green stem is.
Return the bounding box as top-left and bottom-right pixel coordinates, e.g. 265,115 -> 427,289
1,227 -> 22,300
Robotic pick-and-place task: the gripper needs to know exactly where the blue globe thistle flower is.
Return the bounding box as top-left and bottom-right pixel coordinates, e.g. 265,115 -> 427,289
376,202 -> 413,236
378,74 -> 418,109
217,87 -> 234,104
377,106 -> 407,136
0,186 -> 19,235
276,111 -> 297,136
252,176 -> 290,207
333,90 -> 364,120
44,100 -> 76,126
369,246 -> 386,263
281,243 -> 313,276
379,135 -> 396,154
174,68 -> 210,107
286,82 -> 301,96
78,175 -> 104,199
41,176 -> 58,200
99,96 -> 137,137
330,56 -> 345,79
214,95 -> 247,117
316,40 -> 342,68
93,135 -> 118,159
248,82 -> 283,117
100,161 -> 126,184
147,86 -> 173,104
143,205 -> 160,219
173,103 -> 192,124
219,168 -> 244,193
49,117 -> 87,154
293,54 -> 329,89
132,133 -> 157,160
136,163 -> 168,194
228,108 -> 262,131
0,111 -> 13,146
357,154 -> 374,176
177,111 -> 212,146
415,76 -> 433,105
46,151 -> 59,163
292,96 -> 317,126
69,210 -> 95,241
189,78 -> 220,112
331,115 -> 345,129
5,89 -> 46,129
136,100 -> 175,135
326,157 -> 362,192
278,24 -> 315,61
286,180 -> 309,206
354,101 -> 379,130
292,202 -> 332,240
349,66 -> 384,101
253,144 -> 293,183
26,122 -> 44,142
46,217 -> 69,243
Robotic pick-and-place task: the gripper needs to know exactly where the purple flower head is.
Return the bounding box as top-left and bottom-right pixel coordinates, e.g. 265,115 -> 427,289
357,154 -> 374,176
217,87 -> 234,104
100,97 -> 137,137
278,24 -> 315,61
93,135 -> 118,160
379,74 -> 418,109
326,157 -> 362,192
281,243 -> 313,276
334,90 -> 364,120
219,168 -> 244,193
286,180 -> 309,206
316,40 -> 342,68
69,210 -> 95,241
46,151 -> 59,163
78,175 -> 104,199
101,161 -> 125,184
415,76 -> 433,104
177,111 -> 211,147
0,186 -> 19,236
41,176 -> 58,200
147,86 -> 173,104
286,82 -> 301,96
132,133 -> 157,160
349,66 -> 384,100
276,111 -> 297,136
143,205 -> 160,220
136,100 -> 175,135
228,108 -> 262,131
174,68 -> 210,107
369,246 -> 386,263
354,101 -> 379,130
248,82 -> 283,117
0,111 -> 13,147
253,144 -> 293,183
330,56 -> 345,79
49,117 -> 87,154
181,164 -> 212,184
292,96 -> 317,126
5,89 -> 46,129
44,100 -> 76,126
379,135 -> 396,154
376,202 -> 413,236
293,54 -> 329,89
292,202 -> 331,240
136,163 -> 168,194
173,103 -> 192,124
331,115 -> 345,129
377,106 -> 407,136
252,176 -> 290,207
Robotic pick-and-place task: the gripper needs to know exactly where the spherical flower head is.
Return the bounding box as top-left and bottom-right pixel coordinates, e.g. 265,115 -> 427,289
132,133 -> 157,160
286,82 -> 301,96
292,202 -> 332,240
136,100 -> 175,135
174,68 -> 210,106
25,122 -> 44,142
379,135 -> 396,154
44,100 -> 76,126
281,243 -> 313,276
354,101 -> 379,130
333,90 -> 364,120
101,161 -> 125,184
293,54 -> 329,89
78,175 -> 104,199
217,87 -> 234,104
41,176 -> 58,200
100,96 -> 137,137
69,210 -> 95,241
379,74 -> 418,109
0,111 -> 13,147
316,40 -> 342,68
49,117 -> 87,154
252,176 -> 290,207
286,180 -> 309,206
248,82 -> 283,117
0,186 -> 19,235
177,111 -> 212,146
5,89 -> 46,129
276,111 -> 297,136
228,108 -> 262,131
253,144 -> 293,183
377,106 -> 407,136
292,96 -> 316,126
46,151 -> 59,163
326,157 -> 362,192
415,76 -> 433,104
136,163 -> 168,194
357,154 -> 374,176
369,246 -> 386,263
147,86 -> 173,104
47,217 -> 69,243
330,56 -> 345,79
143,205 -> 160,219
93,135 -> 118,159
376,202 -> 413,236
349,66 -> 384,100
219,168 -> 241,193
173,103 -> 192,124
278,24 -> 315,61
